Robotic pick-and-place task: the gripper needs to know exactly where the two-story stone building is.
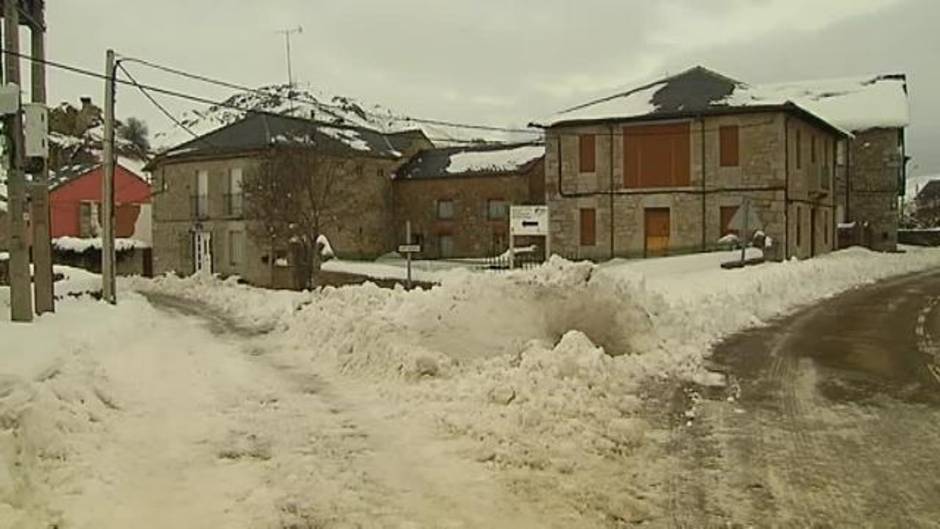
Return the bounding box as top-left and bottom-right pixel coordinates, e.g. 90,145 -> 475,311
533,66 -> 909,261
147,113 -> 433,287
533,67 -> 848,261
393,143 -> 545,258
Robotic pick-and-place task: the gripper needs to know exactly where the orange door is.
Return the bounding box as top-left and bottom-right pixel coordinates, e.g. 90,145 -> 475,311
645,208 -> 670,257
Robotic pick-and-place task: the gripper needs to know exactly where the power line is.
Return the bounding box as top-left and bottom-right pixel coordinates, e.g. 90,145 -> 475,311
115,53 -> 542,136
0,47 -> 525,146
116,62 -> 201,140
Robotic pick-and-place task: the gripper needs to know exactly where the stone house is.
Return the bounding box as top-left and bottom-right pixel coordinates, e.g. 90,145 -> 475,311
146,113 -> 432,287
533,67 -> 849,261
392,143 -> 545,259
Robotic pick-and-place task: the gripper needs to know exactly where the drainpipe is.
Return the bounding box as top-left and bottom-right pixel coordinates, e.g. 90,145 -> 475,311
609,124 -> 615,259
700,117 -> 707,251
784,117 -> 790,260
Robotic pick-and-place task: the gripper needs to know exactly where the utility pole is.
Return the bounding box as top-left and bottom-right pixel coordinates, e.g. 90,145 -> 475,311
29,0 -> 53,314
277,26 -> 302,112
3,0 -> 33,322
101,49 -> 116,304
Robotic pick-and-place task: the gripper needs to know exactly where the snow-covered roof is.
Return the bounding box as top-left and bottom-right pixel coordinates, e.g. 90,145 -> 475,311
395,143 -> 545,180
725,75 -> 909,132
534,66 -> 908,134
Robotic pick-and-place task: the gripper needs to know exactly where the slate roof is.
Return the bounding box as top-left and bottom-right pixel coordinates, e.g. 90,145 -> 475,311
916,180 -> 940,203
153,113 -> 423,168
395,142 -> 544,180
533,66 -> 908,135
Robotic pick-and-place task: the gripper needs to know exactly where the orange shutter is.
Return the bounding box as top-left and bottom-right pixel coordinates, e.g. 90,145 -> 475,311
719,125 -> 739,167
580,208 -> 596,246
579,134 -> 596,173
624,123 -> 690,188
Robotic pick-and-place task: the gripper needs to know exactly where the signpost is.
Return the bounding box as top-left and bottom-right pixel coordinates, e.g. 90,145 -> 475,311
399,221 -> 421,289
509,205 -> 550,269
728,198 -> 762,263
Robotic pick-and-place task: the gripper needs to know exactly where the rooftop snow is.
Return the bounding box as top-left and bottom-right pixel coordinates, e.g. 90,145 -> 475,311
52,237 -> 151,253
446,145 -> 545,174
723,75 -> 910,132
535,66 -> 909,133
396,143 -> 544,179
319,126 -> 372,152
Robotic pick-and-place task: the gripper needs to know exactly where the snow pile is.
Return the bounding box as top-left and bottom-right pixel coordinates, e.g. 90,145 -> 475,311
445,145 -> 544,174
52,237 -> 151,253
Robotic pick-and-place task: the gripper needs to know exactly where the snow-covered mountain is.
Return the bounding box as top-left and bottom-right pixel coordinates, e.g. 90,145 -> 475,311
154,83 -> 540,150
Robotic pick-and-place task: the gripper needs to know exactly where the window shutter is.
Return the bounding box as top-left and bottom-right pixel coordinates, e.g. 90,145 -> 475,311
719,126 -> 739,167
580,208 -> 596,246
579,134 -> 596,173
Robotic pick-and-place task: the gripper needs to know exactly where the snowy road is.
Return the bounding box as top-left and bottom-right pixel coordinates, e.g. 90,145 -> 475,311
33,291 -> 553,529
670,270 -> 940,528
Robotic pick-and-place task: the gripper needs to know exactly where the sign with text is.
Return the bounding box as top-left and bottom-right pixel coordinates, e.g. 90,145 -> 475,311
510,205 -> 549,236
398,244 -> 422,254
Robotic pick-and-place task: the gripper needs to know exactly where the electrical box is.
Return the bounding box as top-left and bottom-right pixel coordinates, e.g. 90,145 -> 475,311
24,103 -> 49,159
0,84 -> 20,115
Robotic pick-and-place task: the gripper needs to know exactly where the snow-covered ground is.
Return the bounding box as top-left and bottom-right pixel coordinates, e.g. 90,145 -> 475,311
6,247 -> 940,526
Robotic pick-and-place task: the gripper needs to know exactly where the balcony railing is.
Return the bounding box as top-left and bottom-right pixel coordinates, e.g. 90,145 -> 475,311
191,195 -> 208,220
224,193 -> 244,217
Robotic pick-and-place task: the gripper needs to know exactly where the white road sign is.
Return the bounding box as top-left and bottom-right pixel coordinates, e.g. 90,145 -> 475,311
398,244 -> 421,254
510,205 -> 549,236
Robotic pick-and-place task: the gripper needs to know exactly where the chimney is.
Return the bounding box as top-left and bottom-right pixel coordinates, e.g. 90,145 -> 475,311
80,96 -> 92,109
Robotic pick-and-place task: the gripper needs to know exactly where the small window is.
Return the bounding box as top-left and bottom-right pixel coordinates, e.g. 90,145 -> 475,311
377,167 -> 384,177
580,208 -> 596,246
719,126 -> 739,167
823,211 -> 829,246
355,164 -> 364,177
811,135 -> 817,164
439,234 -> 455,258
796,129 -> 802,169
836,141 -> 846,165
437,199 -> 454,220
487,199 -> 509,220
579,134 -> 596,173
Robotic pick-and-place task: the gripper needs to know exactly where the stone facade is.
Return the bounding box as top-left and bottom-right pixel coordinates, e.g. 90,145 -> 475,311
151,152 -> 406,288
546,111 -> 840,261
835,128 -> 903,252
392,158 -> 544,259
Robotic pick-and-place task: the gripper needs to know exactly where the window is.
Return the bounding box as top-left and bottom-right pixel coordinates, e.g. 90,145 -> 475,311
795,129 -> 802,169
719,125 -> 739,167
355,164 -> 364,177
624,122 -> 691,188
720,206 -> 739,236
377,168 -> 384,178
436,199 -> 454,220
836,141 -> 846,165
195,169 -> 209,218
487,199 -> 509,220
229,230 -> 245,267
796,206 -> 802,247
580,208 -> 596,246
226,167 -> 244,217
439,234 -> 455,258
811,135 -> 817,164
579,134 -> 596,173
823,211 -> 829,246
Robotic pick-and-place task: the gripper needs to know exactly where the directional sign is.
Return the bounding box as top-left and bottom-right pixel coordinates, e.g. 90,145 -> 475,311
398,244 -> 421,254
510,205 -> 549,236
728,203 -> 762,232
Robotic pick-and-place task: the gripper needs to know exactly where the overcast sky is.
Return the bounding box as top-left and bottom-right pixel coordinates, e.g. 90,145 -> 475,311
42,0 -> 940,177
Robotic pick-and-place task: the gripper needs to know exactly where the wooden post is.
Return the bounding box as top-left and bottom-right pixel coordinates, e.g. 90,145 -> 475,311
101,49 -> 116,304
4,1 -> 33,322
29,3 -> 53,314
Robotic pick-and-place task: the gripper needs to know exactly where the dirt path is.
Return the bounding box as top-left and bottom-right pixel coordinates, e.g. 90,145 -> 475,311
126,292 -> 553,529
668,271 -> 940,528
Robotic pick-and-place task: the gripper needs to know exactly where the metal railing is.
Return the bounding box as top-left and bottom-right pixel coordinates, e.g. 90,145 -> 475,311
224,193 -> 244,217
191,195 -> 208,220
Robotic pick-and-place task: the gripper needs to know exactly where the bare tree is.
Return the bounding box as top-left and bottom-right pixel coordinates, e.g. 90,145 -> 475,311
242,145 -> 348,289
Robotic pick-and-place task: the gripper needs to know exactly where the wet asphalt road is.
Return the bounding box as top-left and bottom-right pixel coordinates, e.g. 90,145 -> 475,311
669,270 -> 940,528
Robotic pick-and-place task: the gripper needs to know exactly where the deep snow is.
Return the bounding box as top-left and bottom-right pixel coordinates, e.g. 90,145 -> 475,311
7,247 -> 940,526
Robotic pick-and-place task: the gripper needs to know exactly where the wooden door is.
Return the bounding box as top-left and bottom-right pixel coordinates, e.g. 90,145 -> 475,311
194,230 -> 213,274
644,208 -> 670,257
810,208 -> 817,257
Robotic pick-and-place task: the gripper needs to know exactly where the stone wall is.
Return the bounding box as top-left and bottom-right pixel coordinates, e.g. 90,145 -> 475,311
846,128 -> 902,252
392,159 -> 544,259
545,111 -> 837,261
152,152 -> 403,288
